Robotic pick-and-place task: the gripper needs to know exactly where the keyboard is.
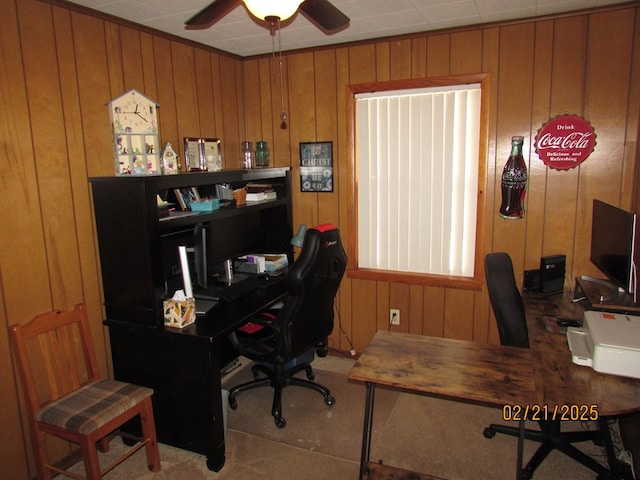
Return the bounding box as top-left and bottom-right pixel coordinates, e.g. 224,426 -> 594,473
195,274 -> 285,303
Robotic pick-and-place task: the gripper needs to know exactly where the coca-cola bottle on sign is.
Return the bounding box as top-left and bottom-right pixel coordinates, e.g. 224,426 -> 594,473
499,136 -> 527,219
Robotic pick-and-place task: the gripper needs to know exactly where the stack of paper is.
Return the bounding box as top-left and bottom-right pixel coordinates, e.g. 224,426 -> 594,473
263,254 -> 288,272
246,191 -> 267,202
236,253 -> 288,273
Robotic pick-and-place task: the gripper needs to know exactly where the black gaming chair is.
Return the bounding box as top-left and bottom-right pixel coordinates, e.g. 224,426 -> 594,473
227,224 -> 347,428
484,252 -> 604,479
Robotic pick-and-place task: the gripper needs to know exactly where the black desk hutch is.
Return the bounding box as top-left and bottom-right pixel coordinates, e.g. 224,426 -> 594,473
89,168 -> 293,471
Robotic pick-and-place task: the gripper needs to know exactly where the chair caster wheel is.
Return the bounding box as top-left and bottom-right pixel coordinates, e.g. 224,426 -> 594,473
316,342 -> 329,357
483,427 -> 495,438
305,366 -> 315,380
229,397 -> 238,410
275,417 -> 287,428
326,394 -> 336,406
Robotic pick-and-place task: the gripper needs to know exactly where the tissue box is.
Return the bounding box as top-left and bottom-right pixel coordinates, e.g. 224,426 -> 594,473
163,298 -> 196,328
190,198 -> 220,212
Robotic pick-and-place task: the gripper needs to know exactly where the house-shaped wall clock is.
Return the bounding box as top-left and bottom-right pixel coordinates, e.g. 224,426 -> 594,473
108,89 -> 160,175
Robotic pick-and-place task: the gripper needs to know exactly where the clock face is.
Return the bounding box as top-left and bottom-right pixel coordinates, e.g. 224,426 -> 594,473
112,90 -> 158,135
109,89 -> 160,175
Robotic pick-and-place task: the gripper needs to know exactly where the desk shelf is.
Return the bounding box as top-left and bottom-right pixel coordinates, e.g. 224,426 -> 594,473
157,198 -> 288,231
574,277 -> 640,314
89,168 -> 293,327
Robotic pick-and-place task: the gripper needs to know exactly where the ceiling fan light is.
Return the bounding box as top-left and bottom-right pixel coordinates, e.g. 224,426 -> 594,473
243,0 -> 304,22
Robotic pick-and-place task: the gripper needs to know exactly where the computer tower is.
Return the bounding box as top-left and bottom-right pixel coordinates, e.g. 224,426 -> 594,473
540,254 -> 566,295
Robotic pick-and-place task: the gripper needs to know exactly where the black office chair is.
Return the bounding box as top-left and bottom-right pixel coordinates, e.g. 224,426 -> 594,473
227,224 -> 347,428
483,252 -> 605,479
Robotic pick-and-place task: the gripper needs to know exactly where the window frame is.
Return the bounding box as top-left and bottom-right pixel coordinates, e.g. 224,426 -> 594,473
346,73 -> 490,290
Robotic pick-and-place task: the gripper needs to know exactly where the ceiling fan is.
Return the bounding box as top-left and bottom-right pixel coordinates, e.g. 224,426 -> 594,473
185,0 -> 350,34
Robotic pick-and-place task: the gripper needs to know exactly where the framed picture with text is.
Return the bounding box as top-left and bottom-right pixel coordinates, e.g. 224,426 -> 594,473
299,141 -> 333,192
184,137 -> 222,172
202,138 -> 222,171
184,137 -> 205,172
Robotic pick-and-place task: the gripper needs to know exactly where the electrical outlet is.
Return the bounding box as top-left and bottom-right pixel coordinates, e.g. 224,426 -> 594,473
390,309 -> 400,325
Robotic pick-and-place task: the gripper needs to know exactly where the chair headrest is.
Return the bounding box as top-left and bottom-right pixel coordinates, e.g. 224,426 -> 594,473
312,223 -> 337,233
287,224 -> 346,294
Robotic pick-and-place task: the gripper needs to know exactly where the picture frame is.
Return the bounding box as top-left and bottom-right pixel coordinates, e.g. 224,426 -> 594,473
184,137 -> 222,172
202,138 -> 222,172
174,187 -> 201,211
299,141 -> 333,192
184,137 -> 205,172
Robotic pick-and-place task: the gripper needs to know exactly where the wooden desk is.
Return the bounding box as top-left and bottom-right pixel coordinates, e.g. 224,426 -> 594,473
349,295 -> 640,480
89,169 -> 294,472
348,331 -> 539,480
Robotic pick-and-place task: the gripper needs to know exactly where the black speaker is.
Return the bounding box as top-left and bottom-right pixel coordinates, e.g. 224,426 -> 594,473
540,254 -> 566,295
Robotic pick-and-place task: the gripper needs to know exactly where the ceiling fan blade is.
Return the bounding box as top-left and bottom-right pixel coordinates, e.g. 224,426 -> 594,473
300,0 -> 350,33
185,0 -> 241,30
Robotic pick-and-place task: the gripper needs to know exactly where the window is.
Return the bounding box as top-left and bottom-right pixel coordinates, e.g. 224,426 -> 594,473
347,74 -> 489,289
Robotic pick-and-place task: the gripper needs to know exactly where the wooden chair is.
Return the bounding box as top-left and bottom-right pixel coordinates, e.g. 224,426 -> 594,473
9,303 -> 161,480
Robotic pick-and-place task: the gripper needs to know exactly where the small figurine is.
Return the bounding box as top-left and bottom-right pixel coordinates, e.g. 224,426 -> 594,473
132,154 -> 146,175
160,142 -> 179,174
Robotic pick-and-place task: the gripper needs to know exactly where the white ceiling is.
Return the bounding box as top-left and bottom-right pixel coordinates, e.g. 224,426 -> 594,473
66,0 -> 632,57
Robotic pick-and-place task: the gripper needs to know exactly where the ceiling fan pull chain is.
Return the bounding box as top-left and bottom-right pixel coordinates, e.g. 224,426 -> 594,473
277,19 -> 287,129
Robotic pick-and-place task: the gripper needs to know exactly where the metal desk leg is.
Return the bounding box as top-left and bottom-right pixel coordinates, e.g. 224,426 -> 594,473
598,417 -> 633,479
358,382 -> 376,480
517,419 -> 525,480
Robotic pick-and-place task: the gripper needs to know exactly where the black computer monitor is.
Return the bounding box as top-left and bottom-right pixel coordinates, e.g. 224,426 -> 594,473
590,199 -> 637,297
206,212 -> 262,270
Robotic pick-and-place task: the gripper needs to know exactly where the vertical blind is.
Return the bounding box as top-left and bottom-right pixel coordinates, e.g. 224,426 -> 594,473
355,84 -> 481,277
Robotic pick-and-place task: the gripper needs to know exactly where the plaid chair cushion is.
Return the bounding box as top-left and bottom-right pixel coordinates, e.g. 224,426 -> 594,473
37,379 -> 153,434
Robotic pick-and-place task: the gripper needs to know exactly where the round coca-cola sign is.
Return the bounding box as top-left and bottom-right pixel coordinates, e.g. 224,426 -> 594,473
534,114 -> 596,170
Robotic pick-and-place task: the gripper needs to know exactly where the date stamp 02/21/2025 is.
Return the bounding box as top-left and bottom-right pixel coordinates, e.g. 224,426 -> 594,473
502,404 -> 599,422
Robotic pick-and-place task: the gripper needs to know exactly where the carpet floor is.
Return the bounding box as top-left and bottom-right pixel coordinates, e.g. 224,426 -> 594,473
67,354 -> 620,479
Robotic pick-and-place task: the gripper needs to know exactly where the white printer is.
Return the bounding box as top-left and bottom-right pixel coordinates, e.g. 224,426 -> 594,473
567,310 -> 640,379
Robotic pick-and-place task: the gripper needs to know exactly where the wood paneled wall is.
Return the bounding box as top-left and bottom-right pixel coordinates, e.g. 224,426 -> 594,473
1,0 -> 639,478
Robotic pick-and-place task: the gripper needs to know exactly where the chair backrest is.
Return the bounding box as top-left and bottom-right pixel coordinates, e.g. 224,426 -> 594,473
9,304 -> 100,416
485,253 -> 529,348
278,224 -> 347,357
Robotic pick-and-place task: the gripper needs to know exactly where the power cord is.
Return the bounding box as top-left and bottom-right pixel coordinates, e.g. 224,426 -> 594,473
580,417 -> 637,478
606,417 -> 637,479
388,311 -> 398,330
334,302 -> 356,356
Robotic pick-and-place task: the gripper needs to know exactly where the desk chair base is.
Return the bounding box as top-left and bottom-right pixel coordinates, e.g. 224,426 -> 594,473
484,420 -> 606,479
228,360 -> 335,428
